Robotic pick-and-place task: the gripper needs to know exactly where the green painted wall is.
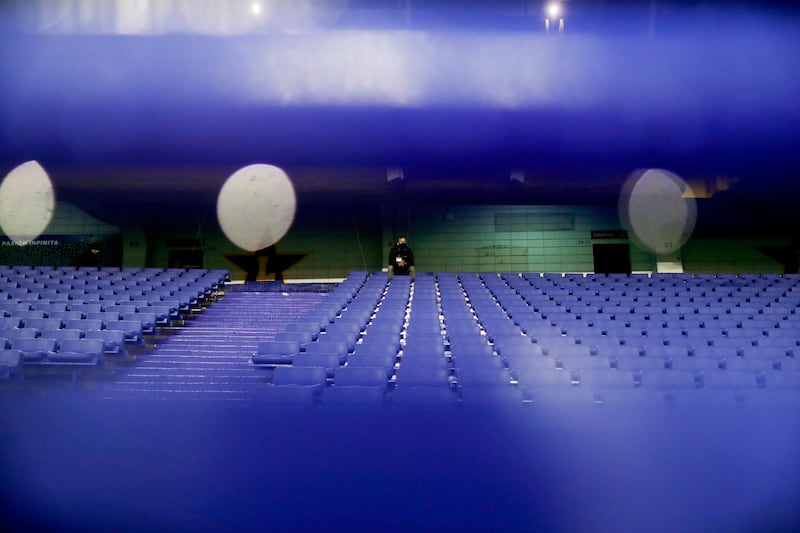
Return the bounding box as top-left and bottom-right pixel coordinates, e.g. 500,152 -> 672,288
681,238 -> 784,273
5,202 -> 792,278
148,204 -> 383,281
382,205 -> 654,274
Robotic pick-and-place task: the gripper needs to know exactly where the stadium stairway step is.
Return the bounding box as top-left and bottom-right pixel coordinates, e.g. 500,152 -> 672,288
94,291 -> 328,400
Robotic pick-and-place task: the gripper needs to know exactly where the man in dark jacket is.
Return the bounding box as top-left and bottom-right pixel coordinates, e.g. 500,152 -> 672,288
388,236 -> 415,281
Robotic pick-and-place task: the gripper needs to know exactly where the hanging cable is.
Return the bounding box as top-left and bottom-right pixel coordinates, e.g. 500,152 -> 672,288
349,204 -> 368,269
191,191 -> 212,267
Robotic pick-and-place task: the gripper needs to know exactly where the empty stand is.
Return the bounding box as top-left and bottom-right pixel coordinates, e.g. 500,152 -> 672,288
1,270 -> 798,419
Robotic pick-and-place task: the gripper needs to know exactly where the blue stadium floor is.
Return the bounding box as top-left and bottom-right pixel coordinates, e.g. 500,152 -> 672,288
2,274 -> 800,532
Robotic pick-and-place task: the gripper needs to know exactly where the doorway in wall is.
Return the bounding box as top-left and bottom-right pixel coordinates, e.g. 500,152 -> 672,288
593,243 -> 631,274
168,249 -> 203,269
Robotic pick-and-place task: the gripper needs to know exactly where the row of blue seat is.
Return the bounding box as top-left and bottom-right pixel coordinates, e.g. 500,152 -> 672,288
0,265 -> 228,279
0,266 -> 230,375
1,288 -> 213,313
2,323 -> 131,352
1,267 -> 228,298
516,271 -> 799,286
256,373 -> 800,410
254,272 -> 800,407
1,338 -> 106,365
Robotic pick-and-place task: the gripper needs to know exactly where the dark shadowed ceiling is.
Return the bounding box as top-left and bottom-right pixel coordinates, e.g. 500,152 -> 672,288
0,0 -> 799,233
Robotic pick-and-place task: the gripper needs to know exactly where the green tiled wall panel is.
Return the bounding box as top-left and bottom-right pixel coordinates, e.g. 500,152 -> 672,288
27,202 -> 785,278
391,204 -> 625,273
681,238 -> 783,274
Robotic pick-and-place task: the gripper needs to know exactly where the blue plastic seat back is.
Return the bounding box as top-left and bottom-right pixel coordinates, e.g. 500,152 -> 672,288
56,338 -> 105,359
0,348 -> 22,374
292,353 -> 341,372
2,328 -> 38,341
105,320 -> 143,341
46,329 -> 84,343
334,366 -> 390,387
10,337 -> 57,362
0,317 -> 23,329
394,366 -> 450,388
272,366 -> 328,387
24,318 -> 64,331
306,341 -> 349,357
65,319 -> 104,332
256,340 -> 300,356
84,329 -> 126,354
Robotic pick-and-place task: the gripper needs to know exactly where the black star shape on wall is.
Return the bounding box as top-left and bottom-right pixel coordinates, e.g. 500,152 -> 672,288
224,245 -> 307,282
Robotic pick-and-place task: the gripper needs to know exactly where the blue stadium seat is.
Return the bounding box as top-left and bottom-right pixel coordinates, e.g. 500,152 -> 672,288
11,337 -> 57,363
402,335 -> 446,354
455,366 -> 511,388
667,357 -> 722,372
0,348 -> 22,379
727,324 -> 777,344
504,351 -> 558,375
1,328 -> 38,342
24,318 -> 64,331
85,311 -> 122,325
292,353 -> 341,376
32,302 -> 69,313
0,317 -> 23,329
12,310 -> 46,321
571,368 -> 635,390
330,316 -> 369,335
515,365 -> 574,388
252,340 -> 301,365
769,356 -> 799,372
449,343 -> 493,359
761,371 -> 800,389
394,366 -> 450,388
399,351 -> 449,370
123,312 -> 157,335
495,341 -> 544,363
47,311 -> 83,322
274,331 -> 314,350
346,352 -> 396,373
305,340 -> 350,362
50,338 -> 105,365
333,366 -> 390,387
547,343 -> 591,367
69,303 -> 103,315
637,369 -> 699,390
357,333 -> 401,353
271,366 -> 328,389
284,320 -> 321,340
315,331 -> 358,353
594,344 -> 641,361
106,304 -> 139,315
84,329 -> 127,356
0,303 -> 32,316
405,322 -> 444,337
45,329 -> 83,343
65,319 -> 104,332
106,320 -> 143,343
698,369 -> 765,389
136,305 -> 172,326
